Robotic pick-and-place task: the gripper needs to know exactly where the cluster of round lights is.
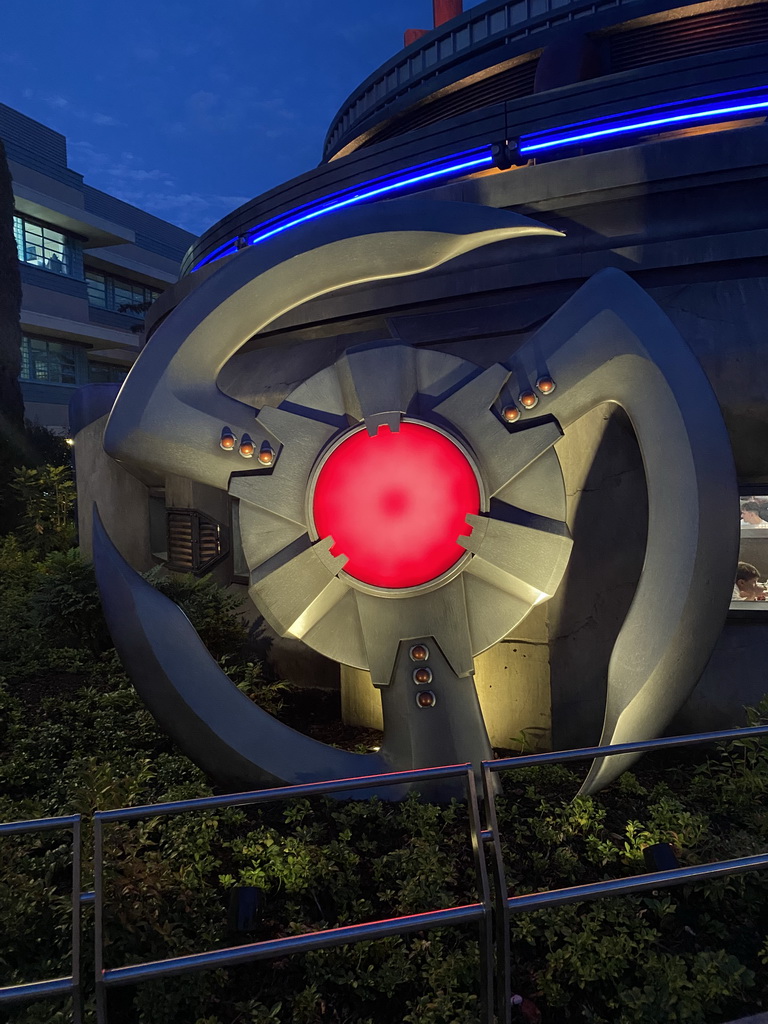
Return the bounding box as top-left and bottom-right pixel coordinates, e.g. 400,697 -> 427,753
219,427 -> 275,464
410,644 -> 435,708
502,376 -> 556,424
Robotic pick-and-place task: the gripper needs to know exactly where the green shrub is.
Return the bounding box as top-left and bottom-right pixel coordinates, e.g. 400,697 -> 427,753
143,567 -> 250,660
2,541 -> 768,1023
10,464 -> 76,555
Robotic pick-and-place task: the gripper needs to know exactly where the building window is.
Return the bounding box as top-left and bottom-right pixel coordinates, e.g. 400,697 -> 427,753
20,335 -> 78,385
13,214 -> 83,279
87,362 -> 129,385
85,270 -> 159,318
732,493 -> 768,610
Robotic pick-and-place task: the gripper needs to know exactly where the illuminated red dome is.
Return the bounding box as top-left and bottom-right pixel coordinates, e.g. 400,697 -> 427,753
312,422 -> 480,589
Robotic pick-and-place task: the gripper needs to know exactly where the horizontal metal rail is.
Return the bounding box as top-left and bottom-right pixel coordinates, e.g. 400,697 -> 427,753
2,722 -> 765,1023
95,761 -> 474,823
507,852 -> 768,914
103,902 -> 485,987
486,722 -> 768,774
0,814 -> 82,1023
0,813 -> 80,835
0,976 -> 75,1003
481,722 -> 768,1024
94,762 -> 492,1024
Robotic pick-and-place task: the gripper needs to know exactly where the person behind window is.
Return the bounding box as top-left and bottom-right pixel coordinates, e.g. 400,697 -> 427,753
47,252 -> 64,274
733,562 -> 768,601
740,501 -> 768,528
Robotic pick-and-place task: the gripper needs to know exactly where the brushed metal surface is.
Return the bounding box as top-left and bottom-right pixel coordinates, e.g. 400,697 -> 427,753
433,369 -> 563,496
337,342 -> 417,434
104,200 -> 560,490
229,408 -> 337,528
460,510 -> 573,598
356,576 -> 475,684
505,268 -> 738,792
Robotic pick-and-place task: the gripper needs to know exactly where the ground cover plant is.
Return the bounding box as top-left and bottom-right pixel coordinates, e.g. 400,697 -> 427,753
1,486 -> 768,1023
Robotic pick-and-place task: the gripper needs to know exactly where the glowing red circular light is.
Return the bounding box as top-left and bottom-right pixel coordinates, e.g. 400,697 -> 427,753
312,422 -> 480,589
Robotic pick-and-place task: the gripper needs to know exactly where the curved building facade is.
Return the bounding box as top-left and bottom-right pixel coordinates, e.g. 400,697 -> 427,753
81,0 -> 768,755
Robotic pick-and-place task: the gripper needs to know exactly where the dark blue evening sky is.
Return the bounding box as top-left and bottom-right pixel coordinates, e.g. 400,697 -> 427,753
0,1 -> 481,237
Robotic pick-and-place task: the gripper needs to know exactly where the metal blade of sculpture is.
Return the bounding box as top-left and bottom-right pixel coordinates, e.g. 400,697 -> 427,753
94,198 -> 737,798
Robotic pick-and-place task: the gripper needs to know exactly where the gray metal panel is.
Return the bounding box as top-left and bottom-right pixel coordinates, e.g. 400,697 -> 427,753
182,109 -> 509,275
356,576 -> 475,684
504,267 -> 738,791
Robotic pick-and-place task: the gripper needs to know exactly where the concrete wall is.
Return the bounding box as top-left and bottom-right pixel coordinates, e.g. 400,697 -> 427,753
74,414 -> 153,572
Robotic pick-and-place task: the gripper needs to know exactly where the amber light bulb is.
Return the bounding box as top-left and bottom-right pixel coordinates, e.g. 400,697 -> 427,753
220,427 -> 237,450
410,644 -> 429,661
519,391 -> 538,409
239,433 -> 255,458
536,376 -> 556,395
416,690 -> 436,708
258,442 -> 275,466
413,667 -> 433,685
502,405 -> 520,423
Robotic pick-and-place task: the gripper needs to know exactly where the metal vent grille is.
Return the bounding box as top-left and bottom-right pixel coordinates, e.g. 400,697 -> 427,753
362,58 -> 538,148
608,5 -> 768,72
167,509 -> 227,575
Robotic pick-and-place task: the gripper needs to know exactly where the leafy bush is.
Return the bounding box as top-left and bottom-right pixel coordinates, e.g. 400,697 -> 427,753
2,536 -> 768,1023
1,681 -> 768,1023
10,464 -> 76,555
143,566 -> 250,661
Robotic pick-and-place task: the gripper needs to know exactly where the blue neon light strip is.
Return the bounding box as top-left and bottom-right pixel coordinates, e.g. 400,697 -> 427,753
519,86 -> 768,154
192,86 -> 768,273
191,147 -> 494,272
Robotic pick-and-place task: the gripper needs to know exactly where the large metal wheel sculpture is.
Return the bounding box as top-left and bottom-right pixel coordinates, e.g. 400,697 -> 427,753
94,198 -> 737,797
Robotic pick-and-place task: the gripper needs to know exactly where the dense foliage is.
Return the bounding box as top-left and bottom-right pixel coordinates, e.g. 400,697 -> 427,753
1,524 -> 768,1023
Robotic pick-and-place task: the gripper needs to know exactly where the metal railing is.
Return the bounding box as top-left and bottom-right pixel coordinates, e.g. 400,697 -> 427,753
481,724 -> 768,1024
93,764 -> 493,1024
2,723 -> 768,1023
0,813 -> 83,1023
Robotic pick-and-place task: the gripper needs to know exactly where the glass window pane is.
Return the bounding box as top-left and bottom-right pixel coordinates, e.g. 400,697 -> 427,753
46,340 -> 76,384
13,216 -> 24,261
19,335 -> 31,379
14,214 -> 81,277
732,495 -> 768,609
21,336 -> 79,384
86,271 -> 107,307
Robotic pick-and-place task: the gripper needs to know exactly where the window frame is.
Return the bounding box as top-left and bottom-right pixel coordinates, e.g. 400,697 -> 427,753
19,334 -> 82,387
729,484 -> 768,619
85,268 -> 160,319
13,212 -> 84,280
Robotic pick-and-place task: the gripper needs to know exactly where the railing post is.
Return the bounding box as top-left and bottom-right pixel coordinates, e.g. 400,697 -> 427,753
94,815 -> 107,1024
465,768 -> 494,1024
482,762 -> 512,1024
71,817 -> 83,1024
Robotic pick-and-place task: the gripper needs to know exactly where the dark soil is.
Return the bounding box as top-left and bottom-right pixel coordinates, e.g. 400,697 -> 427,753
278,685 -> 383,751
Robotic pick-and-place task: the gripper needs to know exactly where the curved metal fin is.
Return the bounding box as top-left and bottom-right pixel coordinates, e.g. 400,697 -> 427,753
507,268 -> 737,792
92,507 -> 395,796
105,201 -> 562,491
